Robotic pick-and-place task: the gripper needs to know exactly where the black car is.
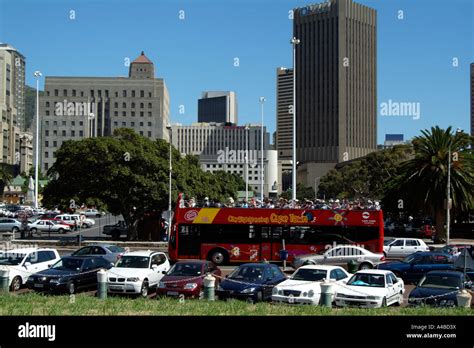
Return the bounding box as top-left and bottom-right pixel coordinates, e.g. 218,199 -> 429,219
408,270 -> 472,307
216,263 -> 286,302
26,256 -> 113,294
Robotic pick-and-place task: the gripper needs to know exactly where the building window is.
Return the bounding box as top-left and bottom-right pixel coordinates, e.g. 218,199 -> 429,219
148,131 -> 152,137
46,91 -> 50,96
44,163 -> 49,170
140,90 -> 144,97
148,103 -> 152,108
131,122 -> 135,127
44,152 -> 49,158
105,90 -> 109,97
148,92 -> 152,97
53,141 -> 57,147
72,89 -> 76,97
131,102 -> 135,108
71,130 -> 75,137
115,91 -> 118,97
79,130 -> 83,137
98,90 -> 102,98
62,121 -> 66,126
122,102 -> 126,108
131,111 -> 135,117
45,130 -> 49,136
45,141 -> 49,147
140,103 -> 144,108
132,90 -> 136,97
139,122 -> 143,126
53,121 -> 57,125
54,89 -> 58,96
114,121 -> 118,126
122,122 -> 126,126
79,121 -> 83,126
63,89 -> 67,96
123,90 -> 127,97
45,121 -> 49,125
45,110 -> 50,116
139,131 -> 143,136
148,112 -> 152,117
148,122 -> 152,126
71,121 -> 75,126
140,112 -> 144,117
114,111 -> 118,116
90,90 -> 94,97
80,91 -> 84,97
62,130 -> 66,136
114,102 -> 118,108
122,111 -> 126,116
46,101 -> 50,107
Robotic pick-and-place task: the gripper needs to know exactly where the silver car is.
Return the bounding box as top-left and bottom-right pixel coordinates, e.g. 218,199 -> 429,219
0,218 -> 22,232
292,245 -> 385,270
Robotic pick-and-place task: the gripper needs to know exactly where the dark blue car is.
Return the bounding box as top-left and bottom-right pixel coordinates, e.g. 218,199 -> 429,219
376,252 -> 454,283
408,270 -> 472,307
216,263 -> 286,302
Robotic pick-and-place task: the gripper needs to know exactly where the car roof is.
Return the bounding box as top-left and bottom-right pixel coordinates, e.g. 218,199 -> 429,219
62,255 -> 103,260
354,269 -> 393,275
414,252 -> 450,256
425,270 -> 464,277
123,250 -> 161,256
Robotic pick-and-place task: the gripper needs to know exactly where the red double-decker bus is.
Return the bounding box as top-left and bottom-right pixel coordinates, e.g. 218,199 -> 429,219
168,194 -> 384,265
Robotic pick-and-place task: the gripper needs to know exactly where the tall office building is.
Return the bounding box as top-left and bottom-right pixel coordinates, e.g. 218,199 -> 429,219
293,0 -> 377,187
470,63 -> 473,136
276,67 -> 294,160
39,51 -> 170,172
170,122 -> 278,197
198,91 -> 237,124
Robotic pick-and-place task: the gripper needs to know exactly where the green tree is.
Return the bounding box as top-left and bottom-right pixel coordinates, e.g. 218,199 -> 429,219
0,164 -> 13,198
42,129 -> 243,239
386,126 -> 474,241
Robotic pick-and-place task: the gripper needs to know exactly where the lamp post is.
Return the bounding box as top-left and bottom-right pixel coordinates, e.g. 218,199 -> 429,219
33,71 -> 42,209
290,37 -> 300,202
446,128 -> 462,246
245,125 -> 249,203
259,97 -> 265,202
166,124 -> 172,239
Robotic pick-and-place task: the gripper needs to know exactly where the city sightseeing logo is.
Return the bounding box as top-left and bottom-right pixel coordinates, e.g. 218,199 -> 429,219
329,210 -> 348,226
184,210 -> 198,221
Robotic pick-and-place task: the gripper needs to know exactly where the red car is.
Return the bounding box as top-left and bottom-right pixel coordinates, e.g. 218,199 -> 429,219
156,260 -> 221,298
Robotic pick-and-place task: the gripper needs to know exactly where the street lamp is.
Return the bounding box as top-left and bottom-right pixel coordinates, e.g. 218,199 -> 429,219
446,128 -> 462,245
245,125 -> 249,203
259,97 -> 266,202
166,124 -> 172,239
33,71 -> 42,209
290,37 -> 300,203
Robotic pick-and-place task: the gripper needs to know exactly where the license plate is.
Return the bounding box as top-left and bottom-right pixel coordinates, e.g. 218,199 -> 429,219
34,283 -> 44,288
167,291 -> 179,296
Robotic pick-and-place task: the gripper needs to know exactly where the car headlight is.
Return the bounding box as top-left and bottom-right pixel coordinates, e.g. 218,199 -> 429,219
241,287 -> 256,294
158,282 -> 166,289
126,277 -> 140,282
367,296 -> 381,300
439,300 -> 447,305
184,283 -> 198,290
49,278 -> 60,284
272,287 -> 278,295
302,292 -> 308,297
408,297 -> 416,302
308,290 -> 314,298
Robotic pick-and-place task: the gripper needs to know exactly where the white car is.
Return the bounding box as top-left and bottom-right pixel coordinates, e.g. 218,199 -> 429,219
107,250 -> 170,297
272,265 -> 351,305
28,220 -> 71,234
383,238 -> 430,258
292,245 -> 385,270
0,248 -> 60,291
82,209 -> 105,218
334,270 -> 405,308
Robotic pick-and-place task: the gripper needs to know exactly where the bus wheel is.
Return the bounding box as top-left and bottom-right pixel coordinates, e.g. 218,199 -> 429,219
208,249 -> 228,266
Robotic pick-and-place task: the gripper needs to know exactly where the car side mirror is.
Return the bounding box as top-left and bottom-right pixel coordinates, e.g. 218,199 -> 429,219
161,270 -> 167,275
151,264 -> 158,271
24,262 -> 31,268
388,283 -> 393,288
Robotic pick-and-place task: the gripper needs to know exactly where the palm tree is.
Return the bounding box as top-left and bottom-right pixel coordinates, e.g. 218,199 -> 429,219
0,164 -> 13,198
393,126 -> 474,241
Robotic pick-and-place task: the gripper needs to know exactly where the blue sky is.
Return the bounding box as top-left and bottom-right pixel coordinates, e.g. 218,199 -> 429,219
1,0 -> 473,143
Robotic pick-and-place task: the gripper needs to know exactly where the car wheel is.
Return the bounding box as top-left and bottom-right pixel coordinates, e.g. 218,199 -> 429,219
12,227 -> 19,233
208,249 -> 228,266
358,262 -> 372,270
30,228 -> 37,234
381,297 -> 387,307
396,293 -> 403,306
58,228 -> 65,234
67,281 -> 76,294
10,276 -> 22,292
140,280 -> 149,298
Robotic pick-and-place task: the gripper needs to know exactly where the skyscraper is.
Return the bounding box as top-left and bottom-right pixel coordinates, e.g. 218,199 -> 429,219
198,91 -> 237,124
470,63 -> 473,136
276,67 -> 293,160
293,0 -> 377,187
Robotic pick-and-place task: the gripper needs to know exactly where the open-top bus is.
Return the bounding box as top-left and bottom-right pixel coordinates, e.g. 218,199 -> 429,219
168,194 -> 384,265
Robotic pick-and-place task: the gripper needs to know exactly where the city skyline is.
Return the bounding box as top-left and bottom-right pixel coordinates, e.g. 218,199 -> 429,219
0,0 -> 472,144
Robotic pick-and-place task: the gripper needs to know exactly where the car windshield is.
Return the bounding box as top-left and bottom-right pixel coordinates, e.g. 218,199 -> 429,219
384,239 -> 394,246
402,254 -> 418,263
291,269 -> 327,281
347,273 -> 385,287
228,266 -> 265,281
418,274 -> 461,289
52,258 -> 84,271
115,256 -> 149,268
0,253 -> 25,265
168,263 -> 202,276
106,246 -> 125,253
